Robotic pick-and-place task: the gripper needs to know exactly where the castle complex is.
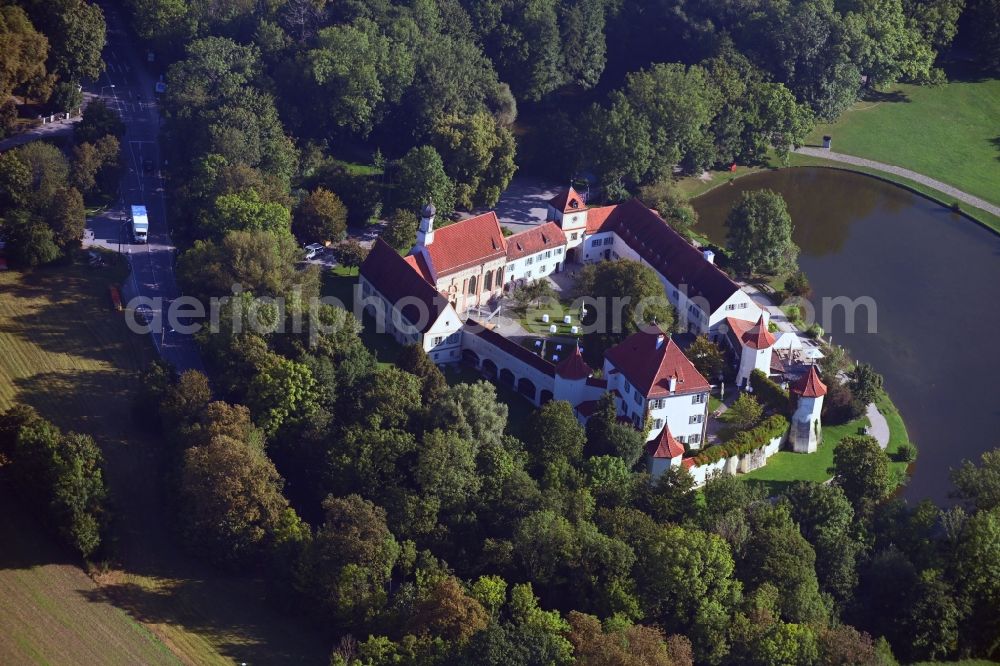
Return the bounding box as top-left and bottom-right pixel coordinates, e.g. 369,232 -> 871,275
357,187 -> 826,482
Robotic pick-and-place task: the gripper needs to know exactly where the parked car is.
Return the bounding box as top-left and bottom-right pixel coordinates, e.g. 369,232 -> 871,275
304,243 -> 325,260
134,304 -> 153,325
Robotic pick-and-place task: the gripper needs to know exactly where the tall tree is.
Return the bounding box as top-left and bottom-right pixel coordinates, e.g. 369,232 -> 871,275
0,6 -> 50,99
849,363 -> 884,405
576,259 -> 676,353
299,493 -> 401,627
431,112 -> 517,209
833,435 -> 891,513
395,145 -> 456,217
725,189 -> 799,276
293,187 -> 348,243
951,448 -> 1000,512
179,433 -> 294,565
24,0 -> 106,82
382,208 -> 418,252
685,336 -> 725,381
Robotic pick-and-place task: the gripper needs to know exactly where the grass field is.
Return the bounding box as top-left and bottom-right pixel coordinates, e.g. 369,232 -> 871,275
0,490 -> 179,665
740,393 -> 913,497
0,256 -> 329,665
805,74 -> 1000,208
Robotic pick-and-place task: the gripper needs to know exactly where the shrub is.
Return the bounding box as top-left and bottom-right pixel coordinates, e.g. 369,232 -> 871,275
0,99 -> 17,139
692,414 -> 789,466
894,443 -> 916,463
806,323 -> 824,339
750,369 -> 790,413
784,271 -> 811,297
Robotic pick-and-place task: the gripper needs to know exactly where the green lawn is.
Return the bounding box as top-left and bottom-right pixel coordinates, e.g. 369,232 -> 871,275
739,412 -> 870,497
740,392 -> 914,497
806,75 -> 1000,208
519,299 -> 583,337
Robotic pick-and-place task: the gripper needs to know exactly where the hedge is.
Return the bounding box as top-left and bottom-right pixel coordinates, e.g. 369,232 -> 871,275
750,369 -> 789,413
692,414 -> 789,466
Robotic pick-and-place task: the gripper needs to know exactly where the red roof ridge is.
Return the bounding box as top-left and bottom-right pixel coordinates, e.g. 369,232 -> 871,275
646,424 -> 685,459
741,314 -> 777,349
425,212 -> 507,277
548,186 -> 586,213
555,346 -> 592,380
605,328 -> 710,397
791,364 -> 827,398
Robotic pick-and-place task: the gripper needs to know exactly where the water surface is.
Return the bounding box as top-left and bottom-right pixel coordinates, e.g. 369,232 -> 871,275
693,168 -> 1000,504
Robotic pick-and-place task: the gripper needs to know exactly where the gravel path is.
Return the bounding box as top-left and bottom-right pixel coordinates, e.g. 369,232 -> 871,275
794,147 -> 1000,218
865,403 -> 890,449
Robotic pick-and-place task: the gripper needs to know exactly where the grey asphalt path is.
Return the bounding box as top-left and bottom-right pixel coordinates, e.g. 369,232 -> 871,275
865,403 -> 890,449
0,100 -> 87,152
794,146 -> 1000,218
83,1 -> 203,374
464,176 -> 564,233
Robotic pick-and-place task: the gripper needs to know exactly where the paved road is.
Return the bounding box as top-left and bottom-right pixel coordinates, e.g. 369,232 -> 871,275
84,2 -> 202,374
0,97 -> 91,152
463,176 -> 564,233
794,146 -> 1000,218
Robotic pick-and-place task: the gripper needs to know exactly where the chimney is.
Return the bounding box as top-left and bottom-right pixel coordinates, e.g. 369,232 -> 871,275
656,334 -> 665,349
702,250 -> 715,264
668,374 -> 677,392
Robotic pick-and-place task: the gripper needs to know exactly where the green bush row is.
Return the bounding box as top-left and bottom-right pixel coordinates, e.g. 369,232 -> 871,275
750,369 -> 790,413
692,414 -> 789,466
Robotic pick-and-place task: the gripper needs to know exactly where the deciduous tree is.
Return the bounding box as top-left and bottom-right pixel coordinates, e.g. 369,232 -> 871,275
833,435 -> 890,512
395,145 -> 455,217
726,189 -> 799,276
293,187 -> 347,244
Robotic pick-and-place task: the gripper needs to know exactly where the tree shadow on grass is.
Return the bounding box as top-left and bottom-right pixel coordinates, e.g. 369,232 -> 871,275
860,88 -> 910,103
79,579 -> 330,665
14,369 -> 332,663
1,264 -> 148,367
991,136 -> 1000,162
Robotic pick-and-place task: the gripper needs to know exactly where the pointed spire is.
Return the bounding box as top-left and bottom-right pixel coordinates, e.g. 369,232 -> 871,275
791,365 -> 827,397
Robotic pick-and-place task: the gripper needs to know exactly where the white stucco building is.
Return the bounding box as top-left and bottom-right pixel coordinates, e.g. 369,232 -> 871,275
602,327 -> 710,449
358,239 -> 464,363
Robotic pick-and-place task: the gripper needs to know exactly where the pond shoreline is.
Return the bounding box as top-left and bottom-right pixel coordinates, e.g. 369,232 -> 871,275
687,159 -> 1000,236
690,167 -> 1000,504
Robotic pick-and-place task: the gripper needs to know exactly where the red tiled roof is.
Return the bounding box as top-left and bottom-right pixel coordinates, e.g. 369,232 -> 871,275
361,239 -> 454,334
586,377 -> 607,388
604,327 -> 710,398
575,399 -> 601,418
588,199 -> 742,313
727,315 -> 776,350
585,205 -> 617,234
506,222 -> 567,261
646,424 -> 685,459
555,346 -> 592,380
404,252 -> 434,283
548,186 -> 586,213
466,320 -> 555,377
682,457 -> 697,470
424,212 -> 507,278
791,365 -> 827,398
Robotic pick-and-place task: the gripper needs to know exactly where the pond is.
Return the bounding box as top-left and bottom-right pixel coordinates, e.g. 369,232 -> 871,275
692,167 -> 1000,504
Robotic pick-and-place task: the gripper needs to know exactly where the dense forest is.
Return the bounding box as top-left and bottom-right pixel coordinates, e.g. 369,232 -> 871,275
2,0 -> 1000,663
